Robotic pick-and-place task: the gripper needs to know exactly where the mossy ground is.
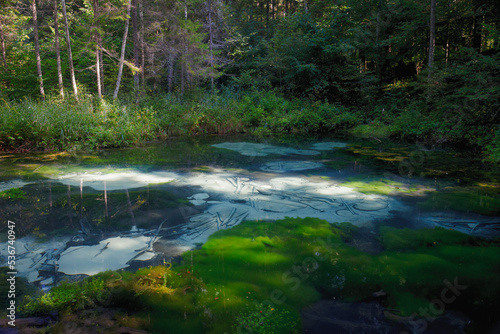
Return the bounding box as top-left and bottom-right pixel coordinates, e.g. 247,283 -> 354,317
16,217 -> 500,333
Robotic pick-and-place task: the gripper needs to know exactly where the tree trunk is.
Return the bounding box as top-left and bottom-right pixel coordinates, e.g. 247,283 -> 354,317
31,0 -> 45,99
53,0 -> 64,98
139,0 -> 145,89
0,19 -> 7,71
61,0 -> 78,100
93,0 -> 102,99
208,0 -> 214,89
266,0 -> 269,24
167,52 -> 175,93
113,0 -> 132,100
428,0 -> 436,78
375,1 -> 382,82
132,0 -> 139,103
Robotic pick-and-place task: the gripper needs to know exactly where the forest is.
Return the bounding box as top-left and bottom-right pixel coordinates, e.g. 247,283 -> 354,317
0,0 -> 498,162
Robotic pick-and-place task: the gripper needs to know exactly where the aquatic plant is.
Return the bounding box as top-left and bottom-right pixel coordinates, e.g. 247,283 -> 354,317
0,187 -> 27,200
233,303 -> 300,334
418,186 -> 500,215
20,277 -> 107,315
342,177 -> 418,195
17,218 -> 500,333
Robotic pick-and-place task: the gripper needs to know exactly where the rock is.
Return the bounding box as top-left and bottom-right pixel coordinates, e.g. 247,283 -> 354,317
302,299 -> 469,334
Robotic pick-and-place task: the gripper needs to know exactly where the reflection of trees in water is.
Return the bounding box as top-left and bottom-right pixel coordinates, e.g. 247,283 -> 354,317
0,183 -> 184,237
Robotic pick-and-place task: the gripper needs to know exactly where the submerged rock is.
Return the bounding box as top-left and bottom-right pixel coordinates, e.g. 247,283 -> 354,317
301,299 -> 469,334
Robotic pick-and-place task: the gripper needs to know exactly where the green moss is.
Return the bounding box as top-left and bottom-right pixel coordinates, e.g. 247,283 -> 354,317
379,226 -> 473,252
18,218 -> 500,333
0,187 -> 27,200
342,177 -> 418,195
418,187 -> 500,215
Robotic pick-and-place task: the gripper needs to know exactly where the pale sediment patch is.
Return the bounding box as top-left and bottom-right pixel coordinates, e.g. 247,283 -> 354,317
0,236 -> 70,283
177,174 -> 401,245
58,236 -> 155,276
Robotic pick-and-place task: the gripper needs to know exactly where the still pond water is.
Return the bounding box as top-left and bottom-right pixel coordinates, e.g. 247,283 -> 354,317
1,135 -> 499,332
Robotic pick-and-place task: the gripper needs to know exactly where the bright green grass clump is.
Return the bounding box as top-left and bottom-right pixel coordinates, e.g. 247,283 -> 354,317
0,187 -> 27,200
342,177 -> 418,195
17,218 -> 500,333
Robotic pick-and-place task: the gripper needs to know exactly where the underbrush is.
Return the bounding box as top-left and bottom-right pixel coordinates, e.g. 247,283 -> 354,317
1,86 -> 497,162
17,218 -> 500,333
0,91 -> 360,152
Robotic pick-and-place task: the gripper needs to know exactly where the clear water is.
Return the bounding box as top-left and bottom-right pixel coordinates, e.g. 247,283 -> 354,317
1,134 -> 499,284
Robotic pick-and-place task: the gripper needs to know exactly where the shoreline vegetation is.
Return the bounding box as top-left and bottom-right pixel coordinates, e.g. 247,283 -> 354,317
0,0 -> 498,162
0,90 -> 498,164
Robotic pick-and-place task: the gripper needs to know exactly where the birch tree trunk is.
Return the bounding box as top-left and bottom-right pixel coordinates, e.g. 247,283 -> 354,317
31,0 -> 45,99
53,0 -> 64,98
93,0 -> 102,99
61,0 -> 78,100
132,0 -> 139,102
0,19 -> 7,71
113,0 -> 132,100
132,0 -> 139,95
139,0 -> 144,89
208,0 -> 214,89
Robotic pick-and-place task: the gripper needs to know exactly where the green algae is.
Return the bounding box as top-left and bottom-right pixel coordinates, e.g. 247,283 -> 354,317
418,186 -> 500,215
342,177 -> 419,195
17,218 -> 500,333
0,187 -> 27,200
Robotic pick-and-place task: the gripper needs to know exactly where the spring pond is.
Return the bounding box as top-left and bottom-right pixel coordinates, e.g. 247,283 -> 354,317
1,135 -> 499,333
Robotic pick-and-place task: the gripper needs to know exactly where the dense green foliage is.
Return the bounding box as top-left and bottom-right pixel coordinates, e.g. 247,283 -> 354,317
0,0 -> 498,160
0,91 -> 358,151
18,218 -> 500,333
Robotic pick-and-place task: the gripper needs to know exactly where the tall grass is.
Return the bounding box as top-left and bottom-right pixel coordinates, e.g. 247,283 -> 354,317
0,91 -> 359,152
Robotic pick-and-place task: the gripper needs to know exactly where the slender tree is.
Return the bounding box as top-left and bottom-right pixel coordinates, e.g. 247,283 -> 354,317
31,0 -> 44,99
0,18 -> 7,71
53,0 -> 64,98
113,0 -> 132,100
139,0 -> 144,88
93,0 -> 102,98
428,0 -> 436,78
61,0 -> 78,99
208,0 -> 214,89
132,0 -> 139,102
